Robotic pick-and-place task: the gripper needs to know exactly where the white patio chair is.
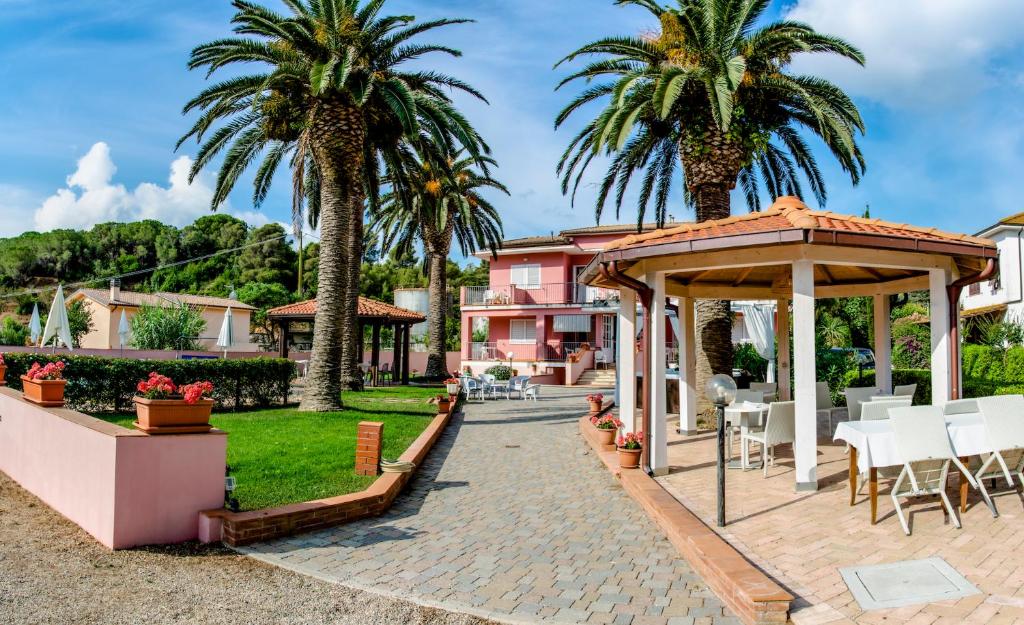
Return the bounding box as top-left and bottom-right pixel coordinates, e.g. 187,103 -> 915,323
972,395 -> 1024,517
462,377 -> 485,402
893,383 -> 917,399
726,390 -> 765,454
478,374 -> 496,399
943,398 -> 979,415
860,396 -> 912,421
507,375 -> 530,399
888,405 -> 976,535
844,387 -> 882,421
741,401 -> 796,477
523,383 -> 541,401
749,382 -> 778,402
816,381 -> 847,435
595,351 -> 609,370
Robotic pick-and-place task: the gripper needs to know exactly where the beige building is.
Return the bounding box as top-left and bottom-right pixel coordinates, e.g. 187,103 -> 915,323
69,282 -> 259,352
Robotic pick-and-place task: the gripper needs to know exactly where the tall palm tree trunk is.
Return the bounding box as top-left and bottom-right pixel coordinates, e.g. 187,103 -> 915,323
340,203 -> 365,391
424,244 -> 450,378
682,126 -> 743,414
300,100 -> 365,411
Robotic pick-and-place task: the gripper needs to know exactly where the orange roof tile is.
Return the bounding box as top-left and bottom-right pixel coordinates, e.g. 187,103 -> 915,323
604,196 -> 995,252
268,297 -> 425,322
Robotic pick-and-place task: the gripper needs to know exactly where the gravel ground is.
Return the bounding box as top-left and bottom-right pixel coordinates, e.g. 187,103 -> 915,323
0,473 -> 497,625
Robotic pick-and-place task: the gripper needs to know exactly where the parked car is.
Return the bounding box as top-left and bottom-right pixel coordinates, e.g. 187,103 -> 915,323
828,347 -> 875,368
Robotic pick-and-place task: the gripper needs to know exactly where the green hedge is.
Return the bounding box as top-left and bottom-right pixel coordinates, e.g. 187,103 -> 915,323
2,353 -> 295,412
840,368 -> 932,406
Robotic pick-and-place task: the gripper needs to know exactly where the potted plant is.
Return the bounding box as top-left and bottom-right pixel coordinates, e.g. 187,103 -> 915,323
21,361 -> 67,406
445,377 -> 461,396
0,353 -> 7,386
589,413 -> 622,447
617,431 -> 643,469
133,372 -> 215,434
436,394 -> 452,413
587,393 -> 604,413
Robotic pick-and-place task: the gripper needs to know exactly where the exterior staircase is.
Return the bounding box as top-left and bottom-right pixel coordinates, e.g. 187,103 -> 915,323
574,367 -> 616,388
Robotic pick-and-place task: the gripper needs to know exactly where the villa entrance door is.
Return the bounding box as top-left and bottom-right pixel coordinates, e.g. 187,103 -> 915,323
602,314 -> 616,364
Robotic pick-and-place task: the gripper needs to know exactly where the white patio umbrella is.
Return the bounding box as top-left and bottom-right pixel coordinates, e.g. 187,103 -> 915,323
40,285 -> 74,351
28,303 -> 41,346
216,306 -> 233,357
118,309 -> 130,350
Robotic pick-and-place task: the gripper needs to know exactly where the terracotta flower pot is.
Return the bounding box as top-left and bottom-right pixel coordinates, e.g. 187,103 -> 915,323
134,397 -> 214,434
594,426 -> 617,447
21,376 -> 66,407
0,364 -> 7,386
588,400 -> 602,413
437,400 -> 452,414
618,447 -> 642,469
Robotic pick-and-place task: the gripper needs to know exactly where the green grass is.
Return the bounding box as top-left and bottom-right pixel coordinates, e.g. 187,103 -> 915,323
94,387 -> 442,511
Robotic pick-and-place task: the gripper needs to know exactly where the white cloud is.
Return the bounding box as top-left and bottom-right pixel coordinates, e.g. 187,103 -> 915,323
32,142 -> 267,232
785,0 -> 1024,108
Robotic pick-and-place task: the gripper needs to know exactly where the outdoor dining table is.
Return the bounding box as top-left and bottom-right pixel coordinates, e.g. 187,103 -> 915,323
833,413 -> 990,524
725,402 -> 768,470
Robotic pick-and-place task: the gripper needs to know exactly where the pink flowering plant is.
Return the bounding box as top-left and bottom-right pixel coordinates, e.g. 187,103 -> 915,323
617,431 -> 643,450
590,414 -> 622,431
26,360 -> 65,381
137,372 -> 214,404
180,381 -> 214,404
586,393 -> 604,403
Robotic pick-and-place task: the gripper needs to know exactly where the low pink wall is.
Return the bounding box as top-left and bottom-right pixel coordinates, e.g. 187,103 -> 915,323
0,388 -> 225,549
0,345 -> 265,360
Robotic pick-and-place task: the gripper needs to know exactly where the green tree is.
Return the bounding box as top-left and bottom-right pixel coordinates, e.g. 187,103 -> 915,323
129,303 -> 207,351
66,300 -> 95,347
238,223 -> 298,289
237,281 -> 294,350
375,150 -> 506,377
0,317 -> 29,346
180,0 -> 487,409
556,0 -> 866,407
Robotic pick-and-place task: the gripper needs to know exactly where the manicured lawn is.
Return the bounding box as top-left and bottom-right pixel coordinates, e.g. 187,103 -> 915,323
94,386 -> 443,511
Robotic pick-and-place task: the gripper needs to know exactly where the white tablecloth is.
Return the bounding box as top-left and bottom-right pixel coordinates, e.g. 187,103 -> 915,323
834,413 -> 990,474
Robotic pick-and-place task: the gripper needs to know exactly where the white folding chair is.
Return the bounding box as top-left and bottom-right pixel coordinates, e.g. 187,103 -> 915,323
893,383 -> 917,400
973,395 -> 1024,517
741,401 -> 796,477
844,387 -> 882,421
888,406 -> 976,535
749,382 -> 778,402
816,381 -> 847,435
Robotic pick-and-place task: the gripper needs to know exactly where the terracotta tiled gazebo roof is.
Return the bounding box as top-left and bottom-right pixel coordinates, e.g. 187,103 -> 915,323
604,196 -> 995,253
267,297 -> 425,323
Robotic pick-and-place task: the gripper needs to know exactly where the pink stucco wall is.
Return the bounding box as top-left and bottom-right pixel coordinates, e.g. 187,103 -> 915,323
0,387 -> 225,549
0,345 -> 267,360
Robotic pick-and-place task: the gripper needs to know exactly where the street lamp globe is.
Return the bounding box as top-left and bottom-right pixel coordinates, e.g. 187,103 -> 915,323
704,374 -> 737,405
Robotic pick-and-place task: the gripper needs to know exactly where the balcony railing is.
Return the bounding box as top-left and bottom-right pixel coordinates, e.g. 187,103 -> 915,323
469,341 -> 615,362
462,283 -> 620,307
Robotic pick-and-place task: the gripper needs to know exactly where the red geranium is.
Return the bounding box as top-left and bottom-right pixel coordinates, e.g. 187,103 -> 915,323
137,372 -> 177,400
590,414 -> 622,431
180,381 -> 214,404
26,361 -> 65,381
586,393 -> 604,403
617,431 -> 643,450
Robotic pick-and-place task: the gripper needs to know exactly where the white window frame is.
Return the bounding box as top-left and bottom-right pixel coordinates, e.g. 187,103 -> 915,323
509,318 -> 537,344
510,264 -> 541,290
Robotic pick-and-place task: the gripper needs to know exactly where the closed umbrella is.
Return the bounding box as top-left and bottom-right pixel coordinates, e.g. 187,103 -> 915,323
216,306 -> 234,357
118,309 -> 130,350
40,285 -> 74,351
29,303 -> 41,345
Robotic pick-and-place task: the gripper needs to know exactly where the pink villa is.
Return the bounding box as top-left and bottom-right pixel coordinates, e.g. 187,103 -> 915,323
459,224 -> 657,384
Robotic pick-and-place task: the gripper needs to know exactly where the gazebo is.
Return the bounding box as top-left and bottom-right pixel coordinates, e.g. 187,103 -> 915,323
581,197 -> 996,490
268,296 -> 426,385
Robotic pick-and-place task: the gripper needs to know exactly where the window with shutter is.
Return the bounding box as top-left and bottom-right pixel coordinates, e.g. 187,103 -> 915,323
511,264 -> 541,289
509,319 -> 537,344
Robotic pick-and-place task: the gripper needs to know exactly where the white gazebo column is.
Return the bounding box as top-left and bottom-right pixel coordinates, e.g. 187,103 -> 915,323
792,260 -> 818,491
776,299 -> 791,401
678,296 -> 698,434
930,268 -> 952,405
617,288 -> 638,432
873,294 -> 892,394
648,272 -> 668,475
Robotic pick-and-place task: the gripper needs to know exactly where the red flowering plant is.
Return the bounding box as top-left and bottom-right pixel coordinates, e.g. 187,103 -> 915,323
617,431 -> 643,450
586,393 -> 604,403
444,377 -> 461,385
26,361 -> 66,381
180,381 -> 214,404
0,353 -> 6,366
589,414 -> 622,430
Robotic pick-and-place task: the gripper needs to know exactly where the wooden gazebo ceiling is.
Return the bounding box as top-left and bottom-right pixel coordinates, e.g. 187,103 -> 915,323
665,263 -> 928,299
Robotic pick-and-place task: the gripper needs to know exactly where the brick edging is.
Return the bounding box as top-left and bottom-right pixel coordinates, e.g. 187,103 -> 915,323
579,416 -> 793,625
201,403 -> 457,546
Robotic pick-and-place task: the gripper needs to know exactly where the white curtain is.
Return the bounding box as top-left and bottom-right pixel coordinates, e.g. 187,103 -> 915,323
737,303 -> 776,383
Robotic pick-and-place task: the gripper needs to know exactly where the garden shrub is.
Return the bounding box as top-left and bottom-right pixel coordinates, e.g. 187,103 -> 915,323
1,352 -> 295,412
483,364 -> 513,380
733,343 -> 768,382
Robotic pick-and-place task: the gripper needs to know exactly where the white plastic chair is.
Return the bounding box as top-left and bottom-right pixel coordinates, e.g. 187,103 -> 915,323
595,351 -> 608,370
749,382 -> 778,402
523,383 -> 540,401
893,383 -> 917,400
888,405 -> 976,535
741,401 -> 796,477
462,377 -> 485,402
816,381 -> 847,435
507,376 -> 530,399
973,395 -> 1024,517
844,387 -> 882,421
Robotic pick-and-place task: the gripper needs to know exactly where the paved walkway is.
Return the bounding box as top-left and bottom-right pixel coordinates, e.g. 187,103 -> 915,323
243,386 -> 735,625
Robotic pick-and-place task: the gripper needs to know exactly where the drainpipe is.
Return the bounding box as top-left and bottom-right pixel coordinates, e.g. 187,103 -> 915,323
599,261 -> 655,475
947,258 -> 996,399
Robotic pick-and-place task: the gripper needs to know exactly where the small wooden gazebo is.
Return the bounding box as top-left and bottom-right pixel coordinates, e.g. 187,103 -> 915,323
268,297 -> 425,385
581,196 -> 997,489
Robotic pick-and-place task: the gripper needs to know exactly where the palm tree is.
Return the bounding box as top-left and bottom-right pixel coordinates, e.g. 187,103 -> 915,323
179,0 -> 486,409
374,146 -> 507,378
556,0 -> 866,408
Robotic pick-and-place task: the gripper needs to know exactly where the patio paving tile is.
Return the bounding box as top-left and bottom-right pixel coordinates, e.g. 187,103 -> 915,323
240,387 -> 731,625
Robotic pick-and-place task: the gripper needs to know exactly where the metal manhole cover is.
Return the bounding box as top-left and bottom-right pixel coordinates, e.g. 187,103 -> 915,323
840,557 -> 979,610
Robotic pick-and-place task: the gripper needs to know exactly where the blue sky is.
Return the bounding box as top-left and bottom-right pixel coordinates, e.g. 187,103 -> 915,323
2,0 -> 1024,256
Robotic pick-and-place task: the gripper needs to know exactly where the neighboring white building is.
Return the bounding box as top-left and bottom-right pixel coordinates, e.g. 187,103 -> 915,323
960,213 -> 1024,323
